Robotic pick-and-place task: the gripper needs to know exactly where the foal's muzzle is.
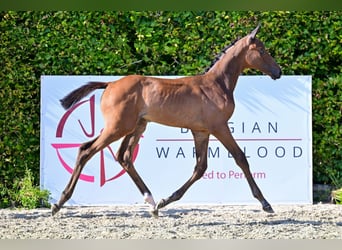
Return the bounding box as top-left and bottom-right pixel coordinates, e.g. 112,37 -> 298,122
271,68 -> 282,80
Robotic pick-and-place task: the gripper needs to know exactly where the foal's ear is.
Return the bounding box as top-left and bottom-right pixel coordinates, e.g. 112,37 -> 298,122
248,23 -> 261,43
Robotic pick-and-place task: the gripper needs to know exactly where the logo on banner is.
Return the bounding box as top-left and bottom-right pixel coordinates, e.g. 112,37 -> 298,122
50,95 -> 139,187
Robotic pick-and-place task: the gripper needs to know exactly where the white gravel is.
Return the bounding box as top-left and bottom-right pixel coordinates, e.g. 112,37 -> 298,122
1,204 -> 341,239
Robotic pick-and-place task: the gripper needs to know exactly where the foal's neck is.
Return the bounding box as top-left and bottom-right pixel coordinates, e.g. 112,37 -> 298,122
207,39 -> 248,92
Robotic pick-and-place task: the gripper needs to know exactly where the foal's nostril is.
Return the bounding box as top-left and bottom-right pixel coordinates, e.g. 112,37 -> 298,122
273,68 -> 282,79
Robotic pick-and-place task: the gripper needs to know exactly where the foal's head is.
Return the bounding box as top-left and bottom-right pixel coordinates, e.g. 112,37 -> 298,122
243,24 -> 282,80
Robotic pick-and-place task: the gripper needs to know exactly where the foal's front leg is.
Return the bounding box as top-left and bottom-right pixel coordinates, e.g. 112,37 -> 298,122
156,131 -> 209,211
213,125 -> 274,213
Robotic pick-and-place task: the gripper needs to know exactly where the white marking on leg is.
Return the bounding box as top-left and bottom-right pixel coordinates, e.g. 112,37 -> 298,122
144,193 -> 156,208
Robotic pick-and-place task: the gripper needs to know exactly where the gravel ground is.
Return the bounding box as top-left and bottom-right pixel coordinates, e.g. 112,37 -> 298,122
1,204 -> 341,239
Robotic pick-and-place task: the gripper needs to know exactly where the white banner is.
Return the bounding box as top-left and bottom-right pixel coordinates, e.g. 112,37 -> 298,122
40,75 -> 312,206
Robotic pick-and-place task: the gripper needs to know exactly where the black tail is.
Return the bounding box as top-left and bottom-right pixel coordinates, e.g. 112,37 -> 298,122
60,81 -> 109,110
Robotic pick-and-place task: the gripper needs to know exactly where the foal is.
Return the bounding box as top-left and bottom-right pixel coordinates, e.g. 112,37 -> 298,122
52,24 -> 281,217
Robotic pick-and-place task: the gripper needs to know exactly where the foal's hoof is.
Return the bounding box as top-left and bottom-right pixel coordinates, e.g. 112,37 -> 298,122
51,204 -> 60,216
149,199 -> 166,218
262,204 -> 274,213
150,208 -> 159,218
156,199 -> 166,210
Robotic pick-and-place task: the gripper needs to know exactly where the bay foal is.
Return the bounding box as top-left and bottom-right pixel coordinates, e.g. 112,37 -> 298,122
52,24 -> 281,217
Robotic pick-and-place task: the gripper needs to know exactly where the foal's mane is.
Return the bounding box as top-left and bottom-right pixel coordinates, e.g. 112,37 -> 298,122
202,37 -> 240,74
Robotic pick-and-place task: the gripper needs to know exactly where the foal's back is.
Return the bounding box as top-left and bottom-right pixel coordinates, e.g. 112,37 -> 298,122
101,74 -> 231,131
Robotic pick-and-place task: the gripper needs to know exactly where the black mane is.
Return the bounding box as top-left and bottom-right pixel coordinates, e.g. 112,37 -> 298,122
202,37 -> 239,74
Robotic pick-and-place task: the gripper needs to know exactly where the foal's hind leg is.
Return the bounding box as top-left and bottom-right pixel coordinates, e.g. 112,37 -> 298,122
156,131 -> 209,211
51,130 -> 123,215
213,125 -> 274,213
116,119 -> 158,217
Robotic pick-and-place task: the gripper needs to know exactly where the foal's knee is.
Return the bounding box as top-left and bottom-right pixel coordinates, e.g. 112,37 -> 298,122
233,150 -> 249,168
192,163 -> 207,181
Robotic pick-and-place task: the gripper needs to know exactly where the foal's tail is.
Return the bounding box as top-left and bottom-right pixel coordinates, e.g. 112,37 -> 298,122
60,81 -> 109,110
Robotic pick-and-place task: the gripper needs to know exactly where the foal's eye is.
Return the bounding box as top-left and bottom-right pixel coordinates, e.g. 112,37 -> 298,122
259,48 -> 265,55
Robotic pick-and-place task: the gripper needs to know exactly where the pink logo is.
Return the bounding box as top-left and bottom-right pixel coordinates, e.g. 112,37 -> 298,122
51,95 -> 139,187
